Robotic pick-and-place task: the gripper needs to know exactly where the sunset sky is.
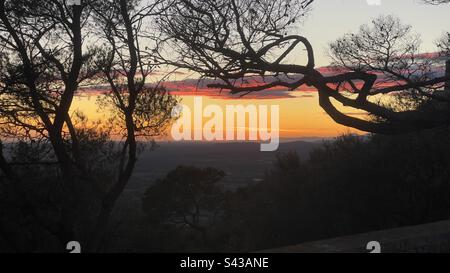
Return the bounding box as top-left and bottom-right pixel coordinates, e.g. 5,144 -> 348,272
73,0 -> 450,140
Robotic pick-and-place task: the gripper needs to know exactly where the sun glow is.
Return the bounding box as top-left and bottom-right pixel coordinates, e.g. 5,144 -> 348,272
71,91 -> 363,141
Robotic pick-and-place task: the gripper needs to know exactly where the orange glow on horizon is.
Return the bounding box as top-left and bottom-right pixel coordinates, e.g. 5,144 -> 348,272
71,92 -> 364,141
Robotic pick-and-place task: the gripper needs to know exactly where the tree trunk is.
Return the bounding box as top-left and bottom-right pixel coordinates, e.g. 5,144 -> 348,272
87,112 -> 138,252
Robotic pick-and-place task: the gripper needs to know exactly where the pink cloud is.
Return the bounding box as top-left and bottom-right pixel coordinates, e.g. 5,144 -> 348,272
78,53 -> 446,100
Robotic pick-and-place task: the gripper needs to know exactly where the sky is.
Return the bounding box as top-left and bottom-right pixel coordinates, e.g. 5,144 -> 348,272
301,0 -> 450,66
74,0 -> 450,141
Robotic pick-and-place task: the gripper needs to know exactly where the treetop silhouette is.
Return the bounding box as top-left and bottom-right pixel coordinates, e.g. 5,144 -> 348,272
157,0 -> 450,134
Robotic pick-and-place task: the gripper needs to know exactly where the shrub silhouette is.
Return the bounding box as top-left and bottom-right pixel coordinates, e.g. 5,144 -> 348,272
136,130 -> 450,252
219,131 -> 450,251
142,166 -> 226,250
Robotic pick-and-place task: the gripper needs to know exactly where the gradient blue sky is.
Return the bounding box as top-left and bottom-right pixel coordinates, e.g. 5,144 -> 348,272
299,0 -> 450,66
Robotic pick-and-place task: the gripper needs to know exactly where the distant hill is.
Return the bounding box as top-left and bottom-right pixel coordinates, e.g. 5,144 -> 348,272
113,140 -> 321,236
129,141 -> 321,191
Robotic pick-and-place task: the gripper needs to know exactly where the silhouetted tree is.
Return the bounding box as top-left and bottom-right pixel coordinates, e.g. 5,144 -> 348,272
0,0 -> 177,252
157,0 -> 450,134
142,166 -> 226,246
0,0 -> 101,249
86,0 -> 179,252
329,15 -> 450,125
213,131 -> 450,252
